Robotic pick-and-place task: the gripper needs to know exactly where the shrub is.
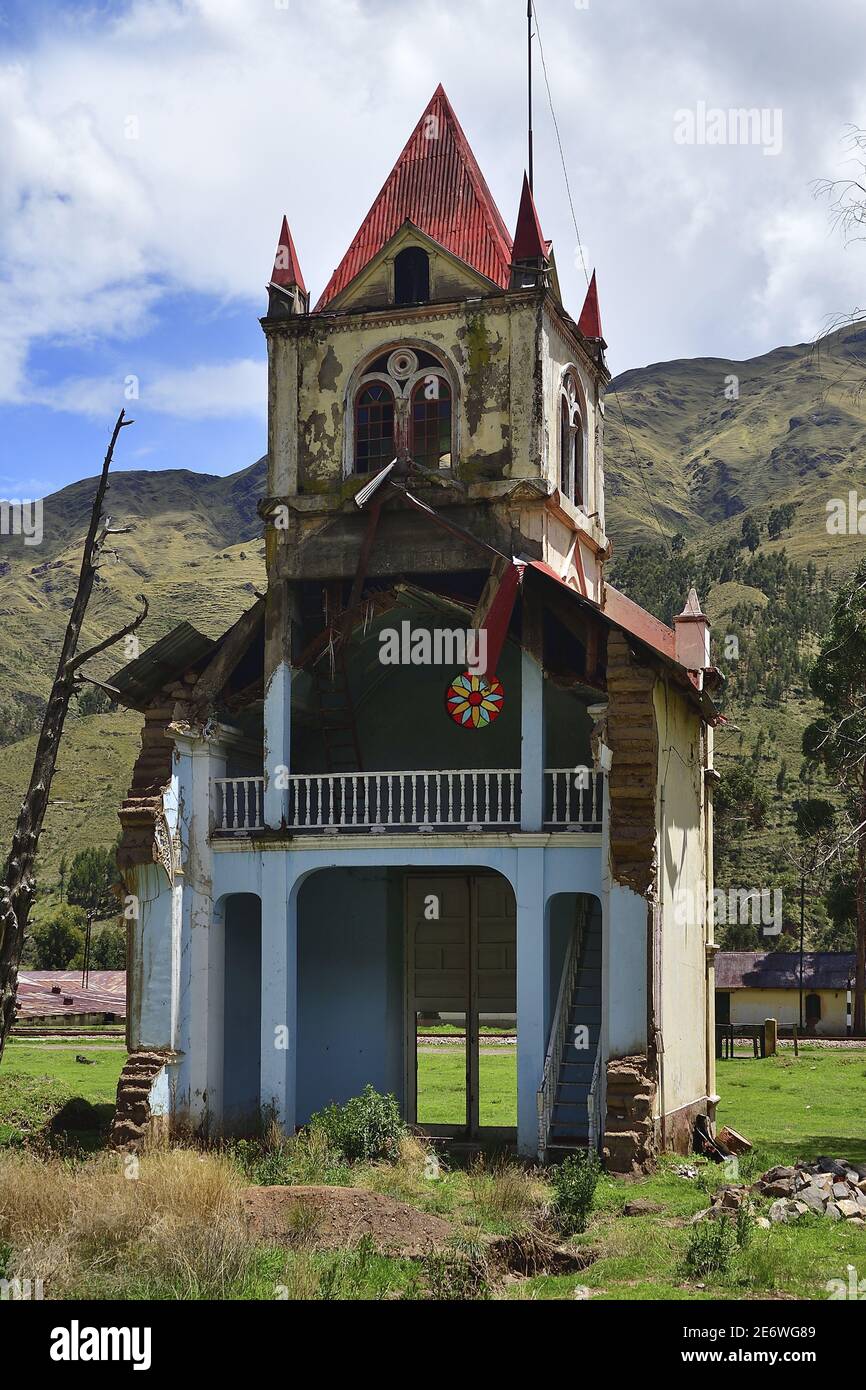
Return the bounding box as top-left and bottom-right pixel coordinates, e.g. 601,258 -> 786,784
309,1085 -> 406,1164
683,1213 -> 737,1280
549,1150 -> 600,1236
422,1239 -> 490,1301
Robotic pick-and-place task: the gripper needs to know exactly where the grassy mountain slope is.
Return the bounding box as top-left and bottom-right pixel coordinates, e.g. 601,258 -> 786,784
605,324 -> 866,574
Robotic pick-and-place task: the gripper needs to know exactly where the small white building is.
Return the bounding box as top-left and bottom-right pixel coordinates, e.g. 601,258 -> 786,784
715,952 -> 855,1036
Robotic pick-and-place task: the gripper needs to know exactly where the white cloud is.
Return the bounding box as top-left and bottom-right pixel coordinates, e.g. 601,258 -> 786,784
1,0 -> 866,408
32,357 -> 265,420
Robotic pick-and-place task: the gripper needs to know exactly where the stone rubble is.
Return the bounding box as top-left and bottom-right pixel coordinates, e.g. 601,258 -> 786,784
693,1157 -> 866,1228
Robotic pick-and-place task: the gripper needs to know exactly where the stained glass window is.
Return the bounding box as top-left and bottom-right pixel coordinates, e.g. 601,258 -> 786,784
445,671 -> 504,729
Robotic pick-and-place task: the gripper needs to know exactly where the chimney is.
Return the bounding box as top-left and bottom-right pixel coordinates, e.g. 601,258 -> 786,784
674,588 -> 711,674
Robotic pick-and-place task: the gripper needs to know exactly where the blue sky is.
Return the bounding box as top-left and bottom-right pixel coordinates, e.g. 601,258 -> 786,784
2,0 -> 866,498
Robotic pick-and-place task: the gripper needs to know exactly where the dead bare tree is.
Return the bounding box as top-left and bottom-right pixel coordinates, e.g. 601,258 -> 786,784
0,410 -> 148,1059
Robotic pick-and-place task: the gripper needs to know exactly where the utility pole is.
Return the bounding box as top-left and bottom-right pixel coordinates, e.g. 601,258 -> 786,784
527,0 -> 534,192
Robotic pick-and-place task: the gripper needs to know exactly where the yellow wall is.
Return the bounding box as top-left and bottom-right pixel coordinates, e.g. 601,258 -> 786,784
727,988 -> 848,1034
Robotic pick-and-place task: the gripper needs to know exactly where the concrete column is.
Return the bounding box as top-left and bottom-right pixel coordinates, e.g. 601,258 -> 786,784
516,847 -> 546,1156
260,854 -> 297,1134
520,650 -> 545,831
264,660 -> 292,827
175,731 -> 227,1133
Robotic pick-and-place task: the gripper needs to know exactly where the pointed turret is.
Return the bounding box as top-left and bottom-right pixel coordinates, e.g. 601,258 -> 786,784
577,270 -> 603,341
268,215 -> 308,318
512,173 -> 547,262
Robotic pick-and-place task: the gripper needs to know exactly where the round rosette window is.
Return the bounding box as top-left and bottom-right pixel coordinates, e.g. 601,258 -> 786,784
445,671 -> 504,729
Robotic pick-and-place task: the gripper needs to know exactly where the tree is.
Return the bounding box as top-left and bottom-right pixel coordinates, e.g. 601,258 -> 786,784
67,845 -> 120,920
741,515 -> 760,553
31,906 -> 86,969
89,924 -> 127,969
776,758 -> 788,797
58,853 -> 68,903
803,558 -> 866,1033
0,411 -> 147,1059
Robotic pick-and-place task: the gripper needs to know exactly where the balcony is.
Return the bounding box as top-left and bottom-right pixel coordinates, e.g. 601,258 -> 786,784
212,768 -> 604,836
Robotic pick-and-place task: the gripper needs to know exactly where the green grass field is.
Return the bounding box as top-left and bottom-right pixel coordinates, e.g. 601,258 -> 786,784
716,1047 -> 866,1163
416,1048 -> 516,1127
1,1041 -> 864,1300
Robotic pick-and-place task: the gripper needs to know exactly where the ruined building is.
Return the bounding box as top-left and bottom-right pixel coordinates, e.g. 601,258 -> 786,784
112,86 -> 720,1167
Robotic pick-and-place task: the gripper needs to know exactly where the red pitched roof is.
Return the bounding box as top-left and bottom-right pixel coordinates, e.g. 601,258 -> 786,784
577,270 -> 602,340
271,215 -> 307,293
314,84 -> 513,311
512,172 -> 547,263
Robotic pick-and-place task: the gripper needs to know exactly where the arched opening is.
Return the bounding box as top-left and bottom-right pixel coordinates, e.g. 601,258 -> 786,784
411,375 -> 452,468
394,246 -> 430,305
294,867 -> 518,1139
543,893 -> 601,1147
354,381 -> 395,473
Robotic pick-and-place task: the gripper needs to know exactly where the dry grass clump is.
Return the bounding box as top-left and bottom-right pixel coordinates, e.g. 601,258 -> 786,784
467,1153 -> 544,1225
0,1146 -> 252,1299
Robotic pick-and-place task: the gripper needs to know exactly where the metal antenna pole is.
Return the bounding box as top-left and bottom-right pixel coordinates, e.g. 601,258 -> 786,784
527,0 -> 534,191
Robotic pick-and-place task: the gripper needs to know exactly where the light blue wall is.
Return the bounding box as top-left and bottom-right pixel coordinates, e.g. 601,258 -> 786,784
296,868 -> 404,1123
222,894 -> 262,1133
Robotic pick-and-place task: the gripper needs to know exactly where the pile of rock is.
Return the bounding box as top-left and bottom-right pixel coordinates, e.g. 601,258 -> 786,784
692,1157 -> 866,1228
757,1159 -> 866,1226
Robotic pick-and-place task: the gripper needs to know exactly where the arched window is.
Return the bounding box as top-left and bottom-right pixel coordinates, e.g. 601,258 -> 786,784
560,374 -> 586,508
348,346 -> 456,476
411,376 -> 452,468
354,381 -> 395,473
394,247 -> 430,306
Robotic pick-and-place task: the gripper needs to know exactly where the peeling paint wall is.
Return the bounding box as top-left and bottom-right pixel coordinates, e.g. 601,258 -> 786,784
269,299 -> 540,494
655,678 -> 709,1120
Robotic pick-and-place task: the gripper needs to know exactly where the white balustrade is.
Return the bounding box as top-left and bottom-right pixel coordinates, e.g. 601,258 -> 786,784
213,768 -> 603,835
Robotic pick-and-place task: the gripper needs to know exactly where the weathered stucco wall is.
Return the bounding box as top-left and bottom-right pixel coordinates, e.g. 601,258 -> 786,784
266,296 -> 541,497
655,678 -> 709,1121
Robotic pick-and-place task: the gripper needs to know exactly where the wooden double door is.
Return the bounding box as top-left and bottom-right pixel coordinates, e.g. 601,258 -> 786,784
406,873 -> 516,1138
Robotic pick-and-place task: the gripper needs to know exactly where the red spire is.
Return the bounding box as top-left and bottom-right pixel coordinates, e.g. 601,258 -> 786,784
577,270 -> 602,340
512,172 -> 547,262
314,84 -> 513,311
271,215 -> 306,293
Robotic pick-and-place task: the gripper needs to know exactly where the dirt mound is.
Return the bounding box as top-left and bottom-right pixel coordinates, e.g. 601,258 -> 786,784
240,1185 -> 455,1256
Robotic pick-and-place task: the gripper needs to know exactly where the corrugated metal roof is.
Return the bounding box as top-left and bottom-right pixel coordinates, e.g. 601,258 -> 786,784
16,971 -> 126,1019
314,84 -> 513,311
109,622 -> 215,708
715,952 -> 856,991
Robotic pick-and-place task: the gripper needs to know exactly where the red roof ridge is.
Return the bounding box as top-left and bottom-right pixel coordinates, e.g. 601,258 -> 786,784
314,85 -> 513,311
